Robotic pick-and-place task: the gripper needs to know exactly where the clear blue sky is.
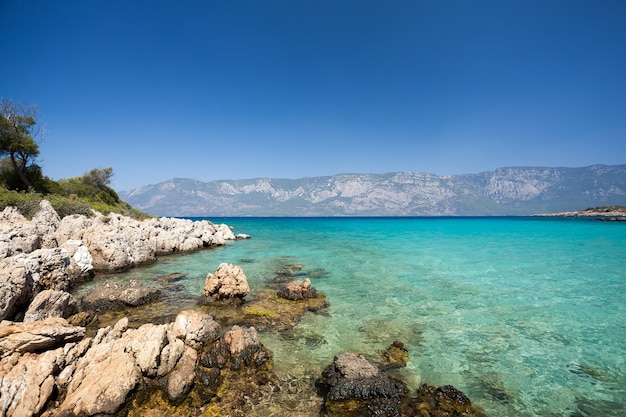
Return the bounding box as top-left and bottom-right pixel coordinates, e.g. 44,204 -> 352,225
1,1 -> 625,191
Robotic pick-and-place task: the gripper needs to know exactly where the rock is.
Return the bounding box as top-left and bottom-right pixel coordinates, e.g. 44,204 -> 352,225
82,280 -> 161,311
0,318 -> 85,358
202,263 -> 250,304
0,248 -> 74,321
321,352 -> 407,416
166,346 -> 197,402
60,239 -> 94,279
415,383 -> 486,416
31,200 -> 61,249
172,309 -> 220,349
0,347 -> 66,417
23,290 -> 78,322
55,212 -> 236,272
277,278 -> 317,300
235,233 -> 251,239
378,340 -> 410,369
57,332 -> 143,416
201,325 -> 272,372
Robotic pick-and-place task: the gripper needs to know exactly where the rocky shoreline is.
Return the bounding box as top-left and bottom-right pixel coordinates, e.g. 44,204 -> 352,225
1,201 -> 485,416
532,209 -> 626,221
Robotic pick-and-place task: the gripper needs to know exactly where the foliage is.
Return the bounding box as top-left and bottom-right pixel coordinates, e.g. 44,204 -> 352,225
0,98 -> 43,190
0,166 -> 151,219
0,188 -> 43,219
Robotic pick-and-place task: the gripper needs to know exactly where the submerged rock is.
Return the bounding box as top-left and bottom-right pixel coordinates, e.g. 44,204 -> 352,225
202,263 -> 250,305
82,280 -> 161,311
277,278 -> 318,300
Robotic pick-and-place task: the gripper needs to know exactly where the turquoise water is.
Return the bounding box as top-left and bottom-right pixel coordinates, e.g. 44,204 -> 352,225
84,217 -> 626,416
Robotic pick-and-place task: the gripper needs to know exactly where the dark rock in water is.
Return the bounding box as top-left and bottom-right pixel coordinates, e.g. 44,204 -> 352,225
322,352 -> 406,400
278,278 -> 318,300
320,352 -> 407,416
413,383 -> 487,416
82,280 -> 161,311
320,350 -> 486,417
200,325 -> 272,372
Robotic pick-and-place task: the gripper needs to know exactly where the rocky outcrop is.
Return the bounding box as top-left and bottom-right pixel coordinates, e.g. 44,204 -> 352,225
202,263 -> 250,305
0,310 -> 221,417
277,278 -> 317,300
81,280 -> 161,311
0,200 -> 238,322
0,248 -> 73,321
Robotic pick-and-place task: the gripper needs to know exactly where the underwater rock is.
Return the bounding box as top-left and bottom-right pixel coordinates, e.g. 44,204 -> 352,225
414,383 -> 487,416
378,340 -> 410,369
277,278 -> 318,300
82,279 -> 161,311
202,263 -> 250,305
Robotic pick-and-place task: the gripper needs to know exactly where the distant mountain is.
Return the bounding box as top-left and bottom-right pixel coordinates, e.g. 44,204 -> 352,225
119,165 -> 626,217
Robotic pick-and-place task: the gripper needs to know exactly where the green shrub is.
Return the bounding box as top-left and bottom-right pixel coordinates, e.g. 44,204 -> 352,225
46,194 -> 93,218
0,188 -> 43,219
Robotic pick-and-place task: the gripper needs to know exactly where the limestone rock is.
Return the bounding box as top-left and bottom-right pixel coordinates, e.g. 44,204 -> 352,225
57,334 -> 143,415
166,346 -> 197,402
0,318 -> 85,358
82,280 -> 161,311
277,278 -> 317,300
23,290 -> 78,322
0,348 -> 65,417
0,249 -> 72,321
203,263 -> 250,304
60,239 -> 94,279
31,200 -> 60,249
172,309 -> 220,349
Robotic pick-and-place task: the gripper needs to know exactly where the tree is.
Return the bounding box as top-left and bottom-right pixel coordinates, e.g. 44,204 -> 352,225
83,167 -> 114,188
0,98 -> 43,190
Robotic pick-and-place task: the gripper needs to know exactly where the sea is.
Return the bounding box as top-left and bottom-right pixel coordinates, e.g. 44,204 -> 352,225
77,217 -> 626,416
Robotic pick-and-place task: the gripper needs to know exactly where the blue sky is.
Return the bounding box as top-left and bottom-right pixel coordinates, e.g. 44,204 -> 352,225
1,1 -> 625,191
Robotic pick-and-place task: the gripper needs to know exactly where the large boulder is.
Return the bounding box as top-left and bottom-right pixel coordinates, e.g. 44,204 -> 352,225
0,248 -> 72,321
202,263 -> 250,305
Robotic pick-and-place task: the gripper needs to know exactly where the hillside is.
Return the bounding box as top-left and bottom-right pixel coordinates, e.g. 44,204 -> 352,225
119,164 -> 626,217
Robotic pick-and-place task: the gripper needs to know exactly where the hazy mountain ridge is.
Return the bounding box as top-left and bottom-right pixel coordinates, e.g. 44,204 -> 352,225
120,165 -> 626,217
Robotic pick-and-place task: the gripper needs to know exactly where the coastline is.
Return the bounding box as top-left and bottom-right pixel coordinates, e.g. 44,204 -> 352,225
0,201 -> 485,417
532,208 -> 626,220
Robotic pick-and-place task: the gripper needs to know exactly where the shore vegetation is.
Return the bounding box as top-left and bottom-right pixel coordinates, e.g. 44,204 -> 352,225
0,98 -> 149,219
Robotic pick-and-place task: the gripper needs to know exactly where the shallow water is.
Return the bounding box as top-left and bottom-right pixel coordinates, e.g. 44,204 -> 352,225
74,217 -> 626,416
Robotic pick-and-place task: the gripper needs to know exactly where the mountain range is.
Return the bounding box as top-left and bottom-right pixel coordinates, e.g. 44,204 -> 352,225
119,164 -> 626,217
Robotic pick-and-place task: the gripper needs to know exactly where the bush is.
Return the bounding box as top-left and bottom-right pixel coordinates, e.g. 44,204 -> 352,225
0,188 -> 42,218
46,194 -> 94,218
